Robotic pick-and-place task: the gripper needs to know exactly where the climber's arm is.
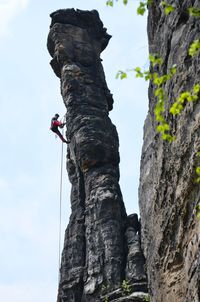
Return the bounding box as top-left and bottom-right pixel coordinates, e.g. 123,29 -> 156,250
59,122 -> 66,128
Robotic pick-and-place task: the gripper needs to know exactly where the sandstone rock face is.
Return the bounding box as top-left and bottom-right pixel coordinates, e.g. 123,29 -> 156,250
139,1 -> 200,301
47,9 -> 147,302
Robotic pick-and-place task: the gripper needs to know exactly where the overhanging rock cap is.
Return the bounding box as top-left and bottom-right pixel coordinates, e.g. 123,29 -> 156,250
49,8 -> 111,52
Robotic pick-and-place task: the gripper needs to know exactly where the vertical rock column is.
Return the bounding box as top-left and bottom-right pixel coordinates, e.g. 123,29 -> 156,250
47,9 -> 127,302
139,1 -> 200,301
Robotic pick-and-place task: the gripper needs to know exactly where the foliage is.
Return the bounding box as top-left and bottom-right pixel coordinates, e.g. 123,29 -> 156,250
116,70 -> 127,79
188,7 -> 200,18
101,284 -> 109,302
150,60 -> 176,142
106,0 -> 113,6
134,67 -> 144,78
106,0 -> 153,14
170,84 -> 200,115
154,103 -> 175,142
137,0 -> 153,16
154,71 -> 200,142
121,279 -> 131,296
153,65 -> 177,86
124,52 -> 200,142
106,0 -> 200,20
112,0 -> 200,141
137,2 -> 147,15
188,39 -> 200,57
116,56 -> 177,142
149,53 -> 163,67
106,0 -> 128,6
101,284 -> 109,291
144,294 -> 151,302
160,1 -> 175,15
195,164 -> 200,183
109,0 -> 200,216
196,203 -> 200,219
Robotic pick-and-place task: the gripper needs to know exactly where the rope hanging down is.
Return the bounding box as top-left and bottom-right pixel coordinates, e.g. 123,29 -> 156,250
58,119 -> 65,282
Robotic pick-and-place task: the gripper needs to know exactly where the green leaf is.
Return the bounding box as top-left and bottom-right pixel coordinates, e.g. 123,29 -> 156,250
178,91 -> 192,103
193,84 -> 200,94
121,72 -> 127,79
170,83 -> 200,115
196,167 -> 200,176
106,0 -> 113,7
123,0 -> 128,5
188,7 -> 200,18
161,2 -> 175,15
153,75 -> 168,86
137,2 -> 146,15
116,70 -> 127,80
152,72 -> 158,80
165,6 -> 175,15
170,102 -> 183,115
196,177 -> 200,183
156,123 -> 170,132
144,71 -> 152,81
162,133 -> 175,142
134,67 -> 144,78
149,53 -> 163,67
169,64 -> 177,77
155,99 -> 164,111
188,39 -> 200,57
155,115 -> 165,123
155,88 -> 165,100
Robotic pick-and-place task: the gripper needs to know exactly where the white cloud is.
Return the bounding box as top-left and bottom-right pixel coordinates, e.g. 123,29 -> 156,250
0,0 -> 29,37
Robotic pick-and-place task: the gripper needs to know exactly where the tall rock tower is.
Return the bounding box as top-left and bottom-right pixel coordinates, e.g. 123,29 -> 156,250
47,9 -> 147,302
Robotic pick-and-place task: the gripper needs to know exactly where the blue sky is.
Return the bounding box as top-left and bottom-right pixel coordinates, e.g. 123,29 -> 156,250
0,0 -> 148,301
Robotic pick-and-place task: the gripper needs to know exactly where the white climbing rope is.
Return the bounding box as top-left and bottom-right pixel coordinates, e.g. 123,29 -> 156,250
58,118 -> 65,282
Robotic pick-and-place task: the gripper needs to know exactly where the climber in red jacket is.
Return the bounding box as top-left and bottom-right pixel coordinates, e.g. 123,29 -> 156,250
50,113 -> 70,143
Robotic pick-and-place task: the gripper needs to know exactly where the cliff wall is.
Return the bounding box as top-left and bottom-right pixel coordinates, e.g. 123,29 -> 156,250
139,1 -> 200,301
47,9 -> 147,302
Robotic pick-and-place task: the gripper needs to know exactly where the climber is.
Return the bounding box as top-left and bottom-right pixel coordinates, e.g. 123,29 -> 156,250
50,113 -> 70,143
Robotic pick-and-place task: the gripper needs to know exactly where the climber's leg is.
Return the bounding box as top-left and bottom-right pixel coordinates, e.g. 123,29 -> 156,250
56,130 -> 70,143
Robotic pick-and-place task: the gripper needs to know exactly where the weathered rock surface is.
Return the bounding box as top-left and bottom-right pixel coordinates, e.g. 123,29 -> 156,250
139,1 -> 200,301
125,214 -> 147,284
47,9 -> 147,302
